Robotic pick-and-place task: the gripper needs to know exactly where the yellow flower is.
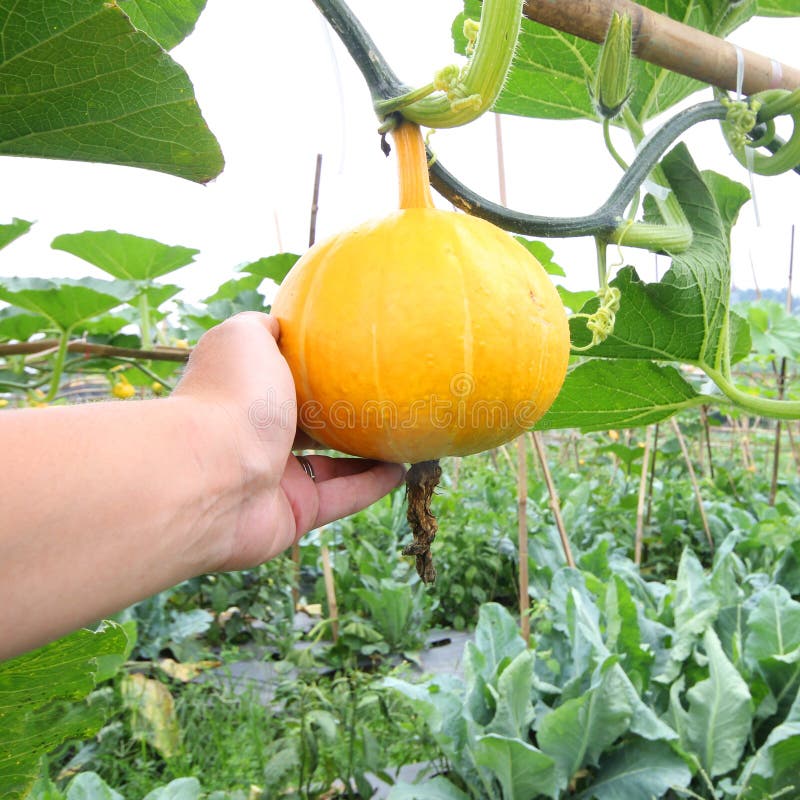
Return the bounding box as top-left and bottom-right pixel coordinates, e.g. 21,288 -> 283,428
608,430 -> 620,441
151,381 -> 164,395
112,376 -> 136,400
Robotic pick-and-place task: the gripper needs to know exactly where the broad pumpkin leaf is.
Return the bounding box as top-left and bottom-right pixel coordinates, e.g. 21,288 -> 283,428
120,0 -> 207,50
743,300 -> 800,361
203,274 -> 264,304
0,218 -> 32,251
52,231 -> 198,282
0,277 -> 138,332
0,622 -> 129,800
575,738 -> 692,800
535,360 -> 704,432
569,149 -> 751,369
240,253 -> 302,286
474,734 -> 558,800
514,238 -> 566,277
0,1 -> 223,182
0,306 -> 49,341
142,283 -> 183,310
678,628 -> 753,778
457,0 -> 756,123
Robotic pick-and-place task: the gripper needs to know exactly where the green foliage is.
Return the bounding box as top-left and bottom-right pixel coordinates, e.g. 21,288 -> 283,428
121,0 -> 207,50
51,231 -> 199,283
0,623 -> 130,800
0,1 -> 222,181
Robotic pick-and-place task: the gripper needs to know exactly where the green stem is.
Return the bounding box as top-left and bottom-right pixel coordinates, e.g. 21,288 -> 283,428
705,367 -> 800,420
138,293 -> 153,350
44,328 -> 71,402
398,0 -> 523,128
374,82 -> 436,116
595,237 -> 608,288
603,118 -> 629,171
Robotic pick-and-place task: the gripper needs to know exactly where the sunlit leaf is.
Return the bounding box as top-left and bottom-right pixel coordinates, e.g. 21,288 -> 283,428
0,306 -> 50,341
121,0 -> 207,50
0,277 -> 138,332
0,218 -> 32,251
474,734 -> 558,800
0,1 -> 223,182
52,231 -> 198,282
240,253 -> 301,286
536,360 -> 703,432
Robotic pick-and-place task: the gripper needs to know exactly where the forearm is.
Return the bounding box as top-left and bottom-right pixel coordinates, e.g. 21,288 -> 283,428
0,396 -> 246,660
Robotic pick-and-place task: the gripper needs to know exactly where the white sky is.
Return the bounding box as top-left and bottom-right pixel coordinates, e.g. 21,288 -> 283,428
0,1 -> 798,303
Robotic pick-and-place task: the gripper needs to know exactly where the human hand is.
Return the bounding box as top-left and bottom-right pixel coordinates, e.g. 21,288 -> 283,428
172,312 -> 405,571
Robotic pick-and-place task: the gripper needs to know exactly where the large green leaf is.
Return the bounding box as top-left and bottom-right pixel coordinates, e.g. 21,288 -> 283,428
51,231 -> 198,282
576,738 -> 692,800
680,628 -> 753,778
0,218 -> 32,251
571,152 -> 751,367
458,0 -> 756,123
744,585 -> 800,716
0,623 -> 129,800
538,658 -> 634,790
0,1 -> 223,182
536,360 -> 703,432
121,0 -> 207,50
474,734 -> 559,800
240,253 -> 302,286
0,277 -> 138,332
0,306 -> 49,341
387,776 -> 470,800
486,650 -> 536,739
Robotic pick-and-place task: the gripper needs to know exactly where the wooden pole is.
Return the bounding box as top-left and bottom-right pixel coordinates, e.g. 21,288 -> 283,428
670,417 -> 714,553
496,113 -> 530,640
769,224 -> 795,506
634,427 -> 652,566
517,436 -> 530,643
321,545 -> 339,641
530,432 -> 576,568
523,0 -> 800,95
0,339 -> 190,362
292,154 -> 327,608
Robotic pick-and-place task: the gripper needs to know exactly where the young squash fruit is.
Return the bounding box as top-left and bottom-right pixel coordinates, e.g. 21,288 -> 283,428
272,120 -> 570,581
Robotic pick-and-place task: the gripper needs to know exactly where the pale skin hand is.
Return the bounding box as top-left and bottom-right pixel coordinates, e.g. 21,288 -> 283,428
0,312 -> 405,660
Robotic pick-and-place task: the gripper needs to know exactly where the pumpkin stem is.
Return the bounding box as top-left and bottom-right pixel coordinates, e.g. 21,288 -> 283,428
402,459 -> 442,584
392,121 -> 435,210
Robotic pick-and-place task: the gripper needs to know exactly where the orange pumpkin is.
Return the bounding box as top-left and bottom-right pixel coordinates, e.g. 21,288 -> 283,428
272,121 -> 569,464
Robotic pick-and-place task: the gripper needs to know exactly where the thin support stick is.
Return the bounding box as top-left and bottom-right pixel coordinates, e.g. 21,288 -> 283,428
670,417 -> 714,553
635,427 -> 652,566
530,432 -> 576,568
309,153 -> 324,247
517,436 -> 530,642
321,545 -> 339,641
700,405 -> 715,480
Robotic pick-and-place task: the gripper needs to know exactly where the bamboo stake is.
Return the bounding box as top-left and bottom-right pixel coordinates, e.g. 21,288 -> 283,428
321,544 -> 339,641
292,154 -> 327,607
517,436 -> 530,643
634,427 -> 652,566
700,405 -> 715,480
523,0 -> 800,95
670,417 -> 714,553
645,422 -> 659,527
530,432 -> 576,568
496,112 -> 530,639
769,225 -> 795,506
0,339 -> 190,362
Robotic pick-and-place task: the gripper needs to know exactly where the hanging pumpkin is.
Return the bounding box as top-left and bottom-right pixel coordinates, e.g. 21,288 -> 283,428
272,120 -> 570,580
